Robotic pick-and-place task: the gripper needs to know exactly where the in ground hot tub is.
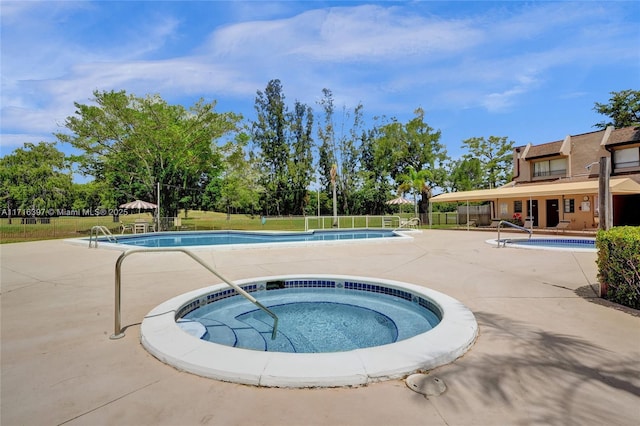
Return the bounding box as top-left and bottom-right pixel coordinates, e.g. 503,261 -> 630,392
141,275 -> 477,387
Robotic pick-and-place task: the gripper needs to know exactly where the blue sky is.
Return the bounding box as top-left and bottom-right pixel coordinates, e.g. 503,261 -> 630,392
1,1 -> 639,162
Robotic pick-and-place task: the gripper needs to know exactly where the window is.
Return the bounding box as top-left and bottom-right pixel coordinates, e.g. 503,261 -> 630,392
533,161 -> 549,177
564,198 -> 574,213
514,200 -> 522,213
613,147 -> 640,169
500,203 -> 508,215
533,158 -> 567,177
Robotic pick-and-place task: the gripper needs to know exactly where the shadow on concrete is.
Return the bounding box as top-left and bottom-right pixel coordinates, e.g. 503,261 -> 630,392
575,284 -> 640,318
432,311 -> 640,425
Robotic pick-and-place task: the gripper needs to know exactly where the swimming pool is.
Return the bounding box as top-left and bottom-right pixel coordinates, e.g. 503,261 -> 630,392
90,229 -> 407,249
487,237 -> 596,252
141,275 -> 478,387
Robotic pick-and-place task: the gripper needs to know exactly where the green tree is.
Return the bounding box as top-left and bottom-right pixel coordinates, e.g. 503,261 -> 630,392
0,142 -> 73,219
317,89 -> 372,215
461,136 -> 514,189
330,164 -> 338,225
55,90 -> 240,217
375,108 -> 448,223
594,89 -> 640,129
252,80 -> 290,216
288,101 -> 315,215
358,124 -> 394,215
317,88 -> 337,197
213,133 -> 263,218
305,190 -> 329,216
397,166 -> 430,216
337,103 -> 364,215
447,157 -> 484,192
71,180 -> 105,211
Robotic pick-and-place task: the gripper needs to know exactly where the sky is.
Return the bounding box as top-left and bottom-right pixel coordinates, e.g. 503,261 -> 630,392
1,0 -> 639,163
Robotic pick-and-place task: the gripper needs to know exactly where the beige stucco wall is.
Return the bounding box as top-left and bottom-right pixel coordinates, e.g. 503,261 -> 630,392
559,194 -> 598,229
494,194 -> 598,230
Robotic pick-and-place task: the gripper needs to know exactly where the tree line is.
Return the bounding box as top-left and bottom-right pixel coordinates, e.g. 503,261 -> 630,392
1,85 -> 638,222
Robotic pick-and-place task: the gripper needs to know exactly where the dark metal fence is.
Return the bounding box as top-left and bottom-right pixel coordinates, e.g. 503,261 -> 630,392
456,204 -> 492,226
0,216 -> 123,243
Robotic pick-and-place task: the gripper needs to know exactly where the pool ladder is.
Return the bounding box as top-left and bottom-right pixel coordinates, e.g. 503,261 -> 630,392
496,220 -> 533,248
110,247 -> 279,341
89,225 -> 117,248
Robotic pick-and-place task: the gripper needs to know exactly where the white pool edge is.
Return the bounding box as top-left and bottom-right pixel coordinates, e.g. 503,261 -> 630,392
485,237 -> 596,252
140,274 -> 478,388
65,229 -> 415,251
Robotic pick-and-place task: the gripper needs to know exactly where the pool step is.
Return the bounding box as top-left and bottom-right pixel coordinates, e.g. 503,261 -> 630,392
203,322 -> 237,347
235,317 -> 296,352
194,317 -> 295,352
233,327 -> 266,351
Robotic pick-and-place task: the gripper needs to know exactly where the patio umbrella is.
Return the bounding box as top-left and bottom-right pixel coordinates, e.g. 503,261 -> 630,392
385,196 -> 413,206
119,199 -> 158,212
385,196 -> 414,214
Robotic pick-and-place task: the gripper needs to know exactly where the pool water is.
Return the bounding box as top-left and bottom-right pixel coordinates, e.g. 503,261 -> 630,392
115,229 -> 399,248
180,288 -> 440,353
503,238 -> 595,251
238,302 -> 398,352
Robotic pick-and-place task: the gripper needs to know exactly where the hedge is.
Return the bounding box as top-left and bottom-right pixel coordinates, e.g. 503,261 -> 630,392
596,226 -> 640,309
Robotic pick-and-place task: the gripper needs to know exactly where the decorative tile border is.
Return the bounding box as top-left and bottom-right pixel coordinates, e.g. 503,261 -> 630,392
512,238 -> 595,246
176,284 -> 258,318
175,279 -> 442,321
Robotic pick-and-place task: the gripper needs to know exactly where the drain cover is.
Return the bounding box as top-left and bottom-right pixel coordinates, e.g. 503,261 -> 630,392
405,373 -> 446,396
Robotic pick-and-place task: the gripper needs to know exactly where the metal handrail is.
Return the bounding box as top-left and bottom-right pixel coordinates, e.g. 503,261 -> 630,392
89,225 -> 117,248
497,220 -> 533,248
110,247 -> 279,340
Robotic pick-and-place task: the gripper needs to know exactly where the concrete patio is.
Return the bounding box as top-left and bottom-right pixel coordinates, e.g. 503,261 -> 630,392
1,229 -> 639,425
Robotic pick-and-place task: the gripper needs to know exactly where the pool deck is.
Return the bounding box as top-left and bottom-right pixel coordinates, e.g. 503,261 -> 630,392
2,229 -> 639,425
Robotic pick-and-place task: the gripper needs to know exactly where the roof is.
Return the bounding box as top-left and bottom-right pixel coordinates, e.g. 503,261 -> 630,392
431,177 -> 640,202
524,140 -> 563,159
603,126 -> 640,147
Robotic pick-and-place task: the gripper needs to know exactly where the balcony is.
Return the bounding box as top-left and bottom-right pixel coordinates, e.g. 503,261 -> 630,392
613,160 -> 640,174
533,169 -> 567,178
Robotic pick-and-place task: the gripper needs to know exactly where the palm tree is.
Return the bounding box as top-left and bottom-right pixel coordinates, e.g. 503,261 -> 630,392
397,166 -> 430,217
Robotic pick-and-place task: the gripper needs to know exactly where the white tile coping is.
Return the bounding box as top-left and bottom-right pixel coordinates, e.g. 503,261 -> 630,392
65,229 -> 415,251
485,237 -> 596,252
140,274 -> 478,388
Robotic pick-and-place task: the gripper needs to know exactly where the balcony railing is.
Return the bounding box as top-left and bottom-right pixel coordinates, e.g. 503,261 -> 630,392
613,160 -> 640,169
533,169 -> 567,178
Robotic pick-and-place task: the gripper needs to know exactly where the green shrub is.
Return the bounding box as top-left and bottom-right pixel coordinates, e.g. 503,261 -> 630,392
596,226 -> 640,309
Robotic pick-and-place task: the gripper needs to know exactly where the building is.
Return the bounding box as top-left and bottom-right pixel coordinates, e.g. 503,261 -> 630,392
431,126 -> 640,230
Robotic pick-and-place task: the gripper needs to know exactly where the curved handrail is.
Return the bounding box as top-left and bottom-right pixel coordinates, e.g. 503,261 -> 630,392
89,225 -> 117,248
497,220 -> 533,248
110,247 -> 278,340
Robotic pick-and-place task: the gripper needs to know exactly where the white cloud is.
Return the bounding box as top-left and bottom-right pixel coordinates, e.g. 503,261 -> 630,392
208,5 -> 484,63
482,84 -> 533,113
0,132 -> 57,151
1,1 -> 638,153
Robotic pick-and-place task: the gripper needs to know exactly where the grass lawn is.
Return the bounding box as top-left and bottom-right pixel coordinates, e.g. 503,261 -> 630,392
0,211 -> 459,244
